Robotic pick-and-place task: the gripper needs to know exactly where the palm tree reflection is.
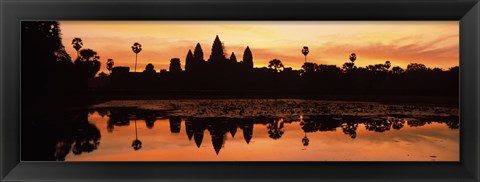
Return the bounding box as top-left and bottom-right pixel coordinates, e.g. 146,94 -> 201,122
302,132 -> 310,147
49,108 -> 460,158
131,120 -> 142,151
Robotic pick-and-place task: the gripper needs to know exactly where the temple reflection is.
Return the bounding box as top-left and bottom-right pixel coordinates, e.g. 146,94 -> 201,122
90,108 -> 460,156
40,107 -> 460,160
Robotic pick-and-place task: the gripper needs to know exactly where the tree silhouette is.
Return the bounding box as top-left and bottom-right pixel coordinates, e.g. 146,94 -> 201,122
341,122 -> 358,139
343,53 -> 357,72
70,122 -> 101,156
98,72 -> 108,78
106,58 -> 114,73
391,118 -> 405,130
131,120 -> 142,151
365,119 -> 392,132
22,21 -> 75,101
391,66 -> 404,74
302,62 -> 318,75
302,46 -> 309,63
71,37 -> 83,57
302,133 -> 310,146
267,119 -> 285,140
268,59 -> 284,73
406,63 -> 428,72
131,42 -> 142,72
384,61 -> 391,70
349,53 -> 357,62
143,63 -> 156,74
342,62 -> 356,72
75,49 -> 101,79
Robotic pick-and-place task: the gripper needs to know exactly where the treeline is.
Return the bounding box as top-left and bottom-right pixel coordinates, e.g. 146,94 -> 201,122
106,60 -> 458,97
22,21 -> 102,109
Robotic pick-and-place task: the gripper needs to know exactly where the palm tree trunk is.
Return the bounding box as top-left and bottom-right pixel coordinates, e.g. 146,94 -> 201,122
134,119 -> 138,140
135,53 -> 138,72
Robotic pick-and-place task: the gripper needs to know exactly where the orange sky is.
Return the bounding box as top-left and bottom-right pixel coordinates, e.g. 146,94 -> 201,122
59,21 -> 459,74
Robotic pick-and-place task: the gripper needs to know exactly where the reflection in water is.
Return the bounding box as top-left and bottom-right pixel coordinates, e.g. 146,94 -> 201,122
23,100 -> 459,161
131,120 -> 142,151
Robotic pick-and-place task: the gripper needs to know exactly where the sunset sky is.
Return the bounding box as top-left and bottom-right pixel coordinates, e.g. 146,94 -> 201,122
59,21 -> 459,74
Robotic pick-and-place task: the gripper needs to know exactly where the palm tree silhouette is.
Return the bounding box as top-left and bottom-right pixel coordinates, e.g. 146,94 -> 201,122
106,59 -> 114,74
349,53 -> 357,63
131,42 -> 142,72
384,60 -> 391,70
71,37 -> 83,58
343,53 -> 357,72
131,119 -> 142,151
302,132 -> 309,146
302,46 -> 309,63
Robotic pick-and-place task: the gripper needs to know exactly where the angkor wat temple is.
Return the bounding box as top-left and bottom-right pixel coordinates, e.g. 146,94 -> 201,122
185,35 -> 254,73
106,35 -> 292,91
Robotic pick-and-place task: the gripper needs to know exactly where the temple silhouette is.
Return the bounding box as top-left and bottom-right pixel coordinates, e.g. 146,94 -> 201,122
108,35 -> 256,90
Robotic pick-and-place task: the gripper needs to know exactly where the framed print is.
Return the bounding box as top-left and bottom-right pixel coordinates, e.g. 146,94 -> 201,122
1,0 -> 479,181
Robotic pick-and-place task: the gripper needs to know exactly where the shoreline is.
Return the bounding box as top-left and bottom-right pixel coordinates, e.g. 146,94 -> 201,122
86,91 -> 459,107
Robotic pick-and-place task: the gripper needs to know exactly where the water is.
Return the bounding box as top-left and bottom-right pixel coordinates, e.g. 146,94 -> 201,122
51,99 -> 459,161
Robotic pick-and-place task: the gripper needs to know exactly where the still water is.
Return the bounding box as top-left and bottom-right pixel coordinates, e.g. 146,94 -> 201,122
59,99 -> 459,161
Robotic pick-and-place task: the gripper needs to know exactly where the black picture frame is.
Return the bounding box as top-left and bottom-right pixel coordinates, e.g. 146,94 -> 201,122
1,0 -> 479,181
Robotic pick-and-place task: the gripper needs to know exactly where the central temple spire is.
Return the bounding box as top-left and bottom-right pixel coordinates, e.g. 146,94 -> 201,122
209,35 -> 226,63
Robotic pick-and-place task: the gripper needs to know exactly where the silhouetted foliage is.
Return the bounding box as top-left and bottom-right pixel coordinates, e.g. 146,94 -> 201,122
268,59 -> 284,73
21,21 -> 99,111
341,122 -> 358,139
267,119 -> 285,140
302,62 -> 318,75
106,59 -> 114,73
75,48 -> 101,80
391,66 -> 404,74
72,37 -> 83,57
131,42 -> 142,72
98,72 -> 108,78
132,139 -> 142,150
384,61 -> 391,70
302,134 -> 310,146
349,53 -> 357,62
406,63 -> 428,72
302,46 -> 309,62
143,63 -> 156,74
